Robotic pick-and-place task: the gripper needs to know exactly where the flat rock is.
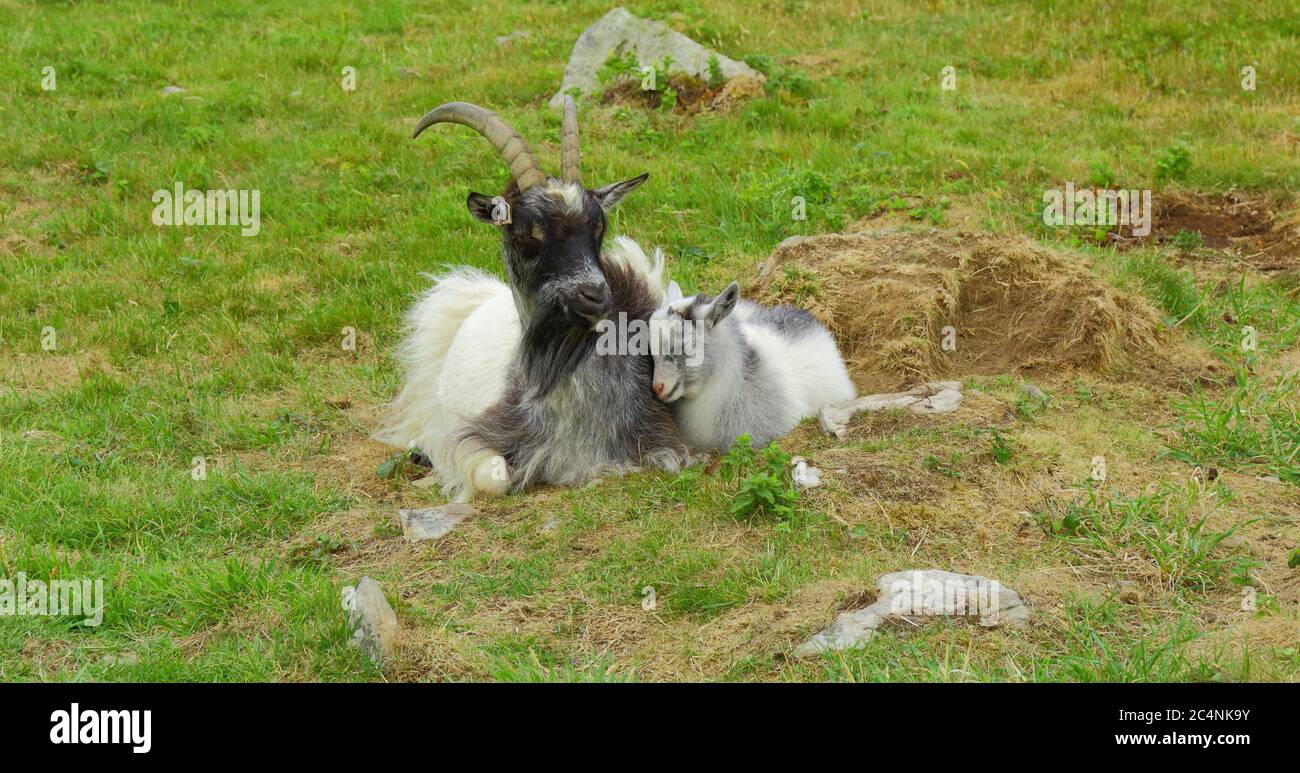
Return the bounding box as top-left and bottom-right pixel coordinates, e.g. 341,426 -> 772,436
343,577 -> 398,666
819,381 -> 963,438
794,569 -> 1030,658
549,7 -> 762,107
398,503 -> 476,541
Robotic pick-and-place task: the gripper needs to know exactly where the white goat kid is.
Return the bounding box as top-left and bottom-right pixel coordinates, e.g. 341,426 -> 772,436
649,281 -> 856,451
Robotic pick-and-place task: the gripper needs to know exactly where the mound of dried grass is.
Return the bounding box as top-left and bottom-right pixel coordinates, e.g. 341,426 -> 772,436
752,228 -> 1171,391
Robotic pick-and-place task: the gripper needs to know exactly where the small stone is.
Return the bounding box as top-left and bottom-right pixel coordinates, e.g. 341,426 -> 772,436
325,395 -> 352,409
790,457 -> 822,489
396,67 -> 421,79
159,85 -> 187,96
343,577 -> 398,666
541,517 -> 560,532
1021,383 -> 1049,403
397,503 -> 476,542
494,31 -> 527,48
100,651 -> 140,666
795,569 -> 1030,658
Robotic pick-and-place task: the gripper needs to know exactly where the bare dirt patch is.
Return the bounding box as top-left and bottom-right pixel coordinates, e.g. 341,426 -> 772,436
1114,191 -> 1299,272
751,228 -> 1196,393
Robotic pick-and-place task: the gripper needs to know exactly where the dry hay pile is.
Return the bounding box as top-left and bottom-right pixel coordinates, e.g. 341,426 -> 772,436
752,228 -> 1174,391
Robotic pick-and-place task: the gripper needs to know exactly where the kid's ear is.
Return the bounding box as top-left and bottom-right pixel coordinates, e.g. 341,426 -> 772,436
665,280 -> 683,303
591,173 -> 649,211
711,281 -> 740,322
467,192 -> 510,225
705,281 -> 740,326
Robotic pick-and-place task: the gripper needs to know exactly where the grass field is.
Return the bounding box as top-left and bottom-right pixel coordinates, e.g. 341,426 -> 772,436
1,0 -> 1297,682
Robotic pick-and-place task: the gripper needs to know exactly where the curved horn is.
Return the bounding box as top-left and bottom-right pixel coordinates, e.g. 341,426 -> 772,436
560,95 -> 581,184
413,101 -> 547,191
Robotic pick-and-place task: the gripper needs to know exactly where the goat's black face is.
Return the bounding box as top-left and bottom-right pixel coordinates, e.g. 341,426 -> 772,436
468,174 -> 647,330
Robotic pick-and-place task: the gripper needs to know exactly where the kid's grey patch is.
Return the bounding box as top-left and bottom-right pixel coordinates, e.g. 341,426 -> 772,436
747,304 -> 820,336
819,381 -> 963,438
344,577 -> 399,666
398,504 -> 477,541
794,569 -> 1031,658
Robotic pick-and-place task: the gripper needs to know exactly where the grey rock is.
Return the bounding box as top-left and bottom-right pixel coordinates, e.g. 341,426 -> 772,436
795,569 -> 1030,658
819,381 -> 963,438
343,577 -> 398,666
159,85 -> 187,96
1021,383 -> 1049,403
398,503 -> 476,542
100,651 -> 140,666
549,7 -> 761,107
495,30 -> 527,48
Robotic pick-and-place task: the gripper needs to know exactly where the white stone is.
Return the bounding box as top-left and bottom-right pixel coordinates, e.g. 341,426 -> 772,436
549,8 -> 762,107
791,457 -> 822,489
794,569 -> 1030,658
398,504 -> 476,542
159,85 -> 187,96
343,577 -> 398,666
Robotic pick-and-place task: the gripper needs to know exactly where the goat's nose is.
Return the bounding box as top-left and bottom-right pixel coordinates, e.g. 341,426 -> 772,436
653,382 -> 665,396
576,283 -> 609,308
570,282 -> 611,322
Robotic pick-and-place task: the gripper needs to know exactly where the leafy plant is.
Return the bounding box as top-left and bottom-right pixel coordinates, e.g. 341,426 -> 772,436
977,428 -> 1015,464
1154,141 -> 1193,183
742,53 -> 812,97
720,435 -> 799,520
706,53 -> 724,88
923,453 -> 963,478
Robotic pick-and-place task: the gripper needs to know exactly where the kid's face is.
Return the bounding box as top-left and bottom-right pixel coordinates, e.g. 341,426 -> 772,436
649,303 -> 702,402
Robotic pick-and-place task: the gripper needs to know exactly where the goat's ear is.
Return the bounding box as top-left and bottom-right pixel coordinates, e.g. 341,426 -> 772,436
467,192 -> 509,225
665,280 -> 683,303
591,173 -> 649,211
704,281 -> 740,326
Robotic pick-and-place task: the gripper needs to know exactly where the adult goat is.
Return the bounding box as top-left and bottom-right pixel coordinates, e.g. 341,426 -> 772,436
378,99 -> 689,500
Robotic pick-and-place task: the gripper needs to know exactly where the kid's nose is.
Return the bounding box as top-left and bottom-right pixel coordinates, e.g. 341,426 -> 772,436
653,382 -> 665,396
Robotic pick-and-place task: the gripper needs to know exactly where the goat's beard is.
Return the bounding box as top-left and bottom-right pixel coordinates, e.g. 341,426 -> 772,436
519,300 -> 596,400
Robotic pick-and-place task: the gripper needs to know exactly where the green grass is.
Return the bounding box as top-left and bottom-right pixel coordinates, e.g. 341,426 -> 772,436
2,0 -> 1298,682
